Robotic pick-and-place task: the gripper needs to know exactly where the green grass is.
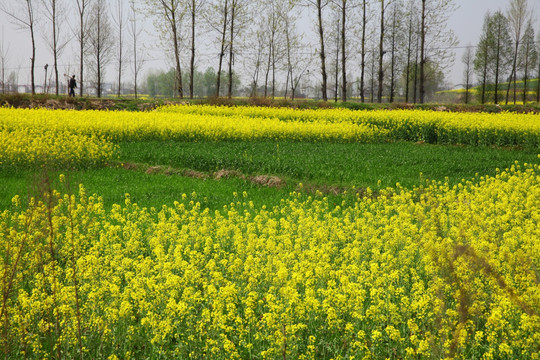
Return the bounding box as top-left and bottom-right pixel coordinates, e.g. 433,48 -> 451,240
118,139 -> 539,185
2,139 -> 538,211
67,168 -> 295,210
0,167 -> 296,211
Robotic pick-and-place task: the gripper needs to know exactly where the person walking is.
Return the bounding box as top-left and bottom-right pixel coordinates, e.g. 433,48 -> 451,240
68,75 -> 77,97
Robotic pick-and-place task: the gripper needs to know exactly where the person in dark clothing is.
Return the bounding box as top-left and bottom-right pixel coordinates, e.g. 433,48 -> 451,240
68,75 -> 77,97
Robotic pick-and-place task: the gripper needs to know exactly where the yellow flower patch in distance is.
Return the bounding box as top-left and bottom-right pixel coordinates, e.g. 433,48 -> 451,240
0,107 -> 387,144
157,104 -> 540,147
2,106 -> 538,147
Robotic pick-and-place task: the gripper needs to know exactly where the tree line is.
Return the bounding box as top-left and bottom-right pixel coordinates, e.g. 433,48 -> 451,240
1,0 -> 538,103
463,0 -> 540,105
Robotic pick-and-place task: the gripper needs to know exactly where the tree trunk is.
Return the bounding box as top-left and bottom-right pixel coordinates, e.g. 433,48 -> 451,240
335,18 -> 339,103
341,0 -> 347,102
171,14 -> 183,98
413,29 -> 419,104
464,77 -> 469,104
132,3 -> 138,98
370,44 -> 375,103
216,0 -> 228,97
271,14 -> 276,99
522,41 -> 529,104
30,16 -> 36,95
360,0 -> 366,103
537,56 -> 540,103
419,0 -> 426,104
79,3 -> 85,96
405,10 -> 413,103
480,38 -> 488,104
389,5 -> 396,103
464,52 -> 471,104
506,42 -> 519,104
52,1 -> 59,96
494,22 -> 501,104
117,12 -> 123,97
377,0 -> 384,103
264,41 -> 271,97
317,0 -> 328,101
285,25 -> 292,99
227,0 -> 236,99
190,0 -> 195,99
96,4 -> 102,98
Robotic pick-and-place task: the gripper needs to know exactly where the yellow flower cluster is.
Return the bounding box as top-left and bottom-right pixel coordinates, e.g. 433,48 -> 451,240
1,161 -> 539,358
157,104 -> 540,147
0,107 -> 386,143
0,126 -> 117,168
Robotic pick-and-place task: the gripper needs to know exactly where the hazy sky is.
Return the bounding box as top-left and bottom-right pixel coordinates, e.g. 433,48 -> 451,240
0,0 -> 538,89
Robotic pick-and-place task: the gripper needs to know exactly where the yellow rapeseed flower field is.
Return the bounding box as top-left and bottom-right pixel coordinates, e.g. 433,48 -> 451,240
0,126 -> 117,168
157,104 -> 540,147
1,106 -> 538,160
1,161 -> 539,359
0,107 -> 387,144
1,105 -> 539,358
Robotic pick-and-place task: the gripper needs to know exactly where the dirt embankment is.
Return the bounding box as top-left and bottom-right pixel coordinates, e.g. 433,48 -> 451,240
3,93 -> 540,113
0,94 -> 166,111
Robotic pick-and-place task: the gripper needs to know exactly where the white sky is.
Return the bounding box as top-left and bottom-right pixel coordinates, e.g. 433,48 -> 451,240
0,0 -> 538,90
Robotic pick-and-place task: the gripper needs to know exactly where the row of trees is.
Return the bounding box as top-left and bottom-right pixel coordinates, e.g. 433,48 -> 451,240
0,0 -> 144,97
0,0 -> 462,102
5,0 -> 535,103
462,0 -> 540,105
147,0 -> 458,103
0,0 -> 459,102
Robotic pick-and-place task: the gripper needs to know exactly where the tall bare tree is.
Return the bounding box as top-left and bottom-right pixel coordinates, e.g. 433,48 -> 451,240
262,0 -> 280,98
87,0 -> 114,97
339,1 -> 346,101
419,0 -> 425,103
505,0 -> 531,104
305,0 -> 329,101
418,0 -> 457,103
112,0 -> 127,96
474,12 -> 493,104
377,0 -> 388,103
208,0 -> 229,97
331,0 -> 356,101
0,28 -> 8,94
128,0 -> 145,98
248,26 -> 265,97
368,38 -> 377,103
387,0 -> 402,103
188,0 -> 205,99
227,0 -> 249,99
518,22 -> 537,104
359,0 -> 368,102
1,0 -> 38,95
333,16 -> 340,102
279,0 -> 304,99
461,45 -> 473,104
412,18 -> 420,103
403,0 -> 417,103
149,0 -> 186,98
75,0 -> 92,96
489,11 -> 513,104
41,0 -> 68,95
